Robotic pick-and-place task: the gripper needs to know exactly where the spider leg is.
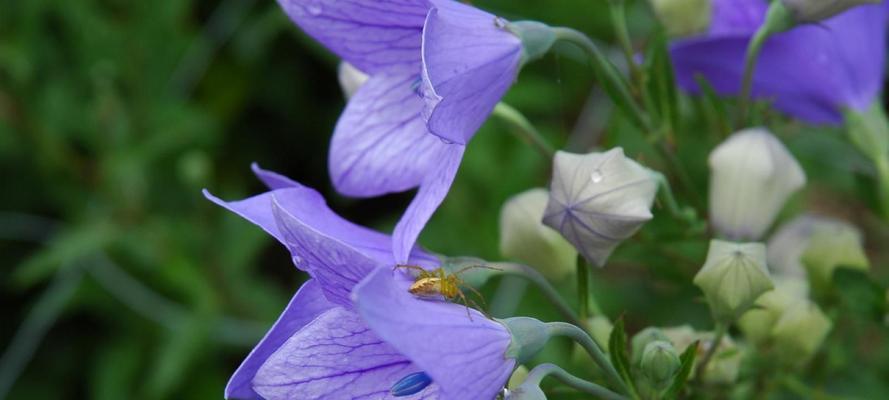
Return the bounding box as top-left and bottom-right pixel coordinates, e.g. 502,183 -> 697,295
393,264 -> 429,277
455,289 -> 474,322
467,298 -> 493,320
463,284 -> 488,309
454,264 -> 503,275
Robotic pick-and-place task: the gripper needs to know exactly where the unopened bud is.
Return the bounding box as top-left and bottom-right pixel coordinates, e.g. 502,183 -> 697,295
801,220 -> 869,293
543,148 -> 658,266
694,240 -> 774,321
631,327 -> 670,366
506,21 -> 557,64
640,341 -> 681,389
737,277 -> 808,344
500,317 -> 550,364
507,365 -> 530,390
771,300 -> 832,364
337,62 -> 369,99
781,0 -> 879,23
648,0 -> 712,37
500,188 -> 577,281
709,128 -> 806,241
699,333 -> 743,384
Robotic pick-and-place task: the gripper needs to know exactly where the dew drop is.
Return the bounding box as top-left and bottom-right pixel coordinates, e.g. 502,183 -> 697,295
493,16 -> 507,29
590,169 -> 604,183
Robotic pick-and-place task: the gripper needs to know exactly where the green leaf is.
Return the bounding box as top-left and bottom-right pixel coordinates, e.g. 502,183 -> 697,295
12,223 -> 116,288
665,340 -> 699,399
608,317 -> 638,396
643,28 -> 680,135
832,267 -> 886,320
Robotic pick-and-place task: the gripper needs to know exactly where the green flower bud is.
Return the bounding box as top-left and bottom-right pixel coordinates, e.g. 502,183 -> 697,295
737,277 -> 808,344
708,128 -> 805,241
631,327 -> 670,366
770,300 -> 832,364
801,220 -> 869,294
507,365 -> 530,390
500,188 -> 577,281
782,0 -> 880,24
694,240 -> 775,321
648,0 -> 712,37
640,341 -> 681,389
699,333 -> 743,384
506,21 -> 557,64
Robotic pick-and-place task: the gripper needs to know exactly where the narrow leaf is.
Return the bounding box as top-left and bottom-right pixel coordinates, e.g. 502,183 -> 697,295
665,340 -> 699,399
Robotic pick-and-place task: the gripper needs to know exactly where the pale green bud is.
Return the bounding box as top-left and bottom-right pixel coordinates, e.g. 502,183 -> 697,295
699,333 -> 743,384
801,220 -> 869,294
507,365 -> 530,390
737,277 -> 808,344
543,148 -> 658,266
640,341 -> 681,389
694,240 -> 775,321
844,101 -> 889,166
337,62 -> 368,99
631,327 -> 670,366
506,21 -> 557,65
648,0 -> 712,37
770,300 -> 832,364
500,188 -> 577,281
767,215 -> 821,280
708,128 -> 806,241
782,0 -> 880,23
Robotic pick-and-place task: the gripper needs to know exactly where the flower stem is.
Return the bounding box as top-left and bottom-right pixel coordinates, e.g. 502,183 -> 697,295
551,26 -> 651,133
523,363 -> 628,400
490,262 -> 583,329
576,254 -> 603,319
493,102 -> 555,158
694,322 -> 728,383
737,2 -> 792,126
877,157 -> 889,221
607,0 -> 643,89
649,170 -> 702,229
546,322 -> 630,396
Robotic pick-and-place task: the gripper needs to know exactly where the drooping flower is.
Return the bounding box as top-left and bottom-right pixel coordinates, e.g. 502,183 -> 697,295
708,128 -> 805,241
276,0 -> 541,263
542,148 -> 658,266
206,166 -> 519,400
670,0 -> 889,124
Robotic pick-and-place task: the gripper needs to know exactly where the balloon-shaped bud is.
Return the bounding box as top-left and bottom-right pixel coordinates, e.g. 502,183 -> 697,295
500,188 -> 577,281
500,317 -> 550,364
708,128 -> 806,241
737,277 -> 808,344
801,220 -> 869,293
781,0 -> 880,23
770,300 -> 832,364
631,327 -> 670,366
694,240 -> 775,321
543,148 -> 658,266
506,21 -> 557,64
640,341 -> 681,389
337,62 -> 369,99
648,0 -> 712,37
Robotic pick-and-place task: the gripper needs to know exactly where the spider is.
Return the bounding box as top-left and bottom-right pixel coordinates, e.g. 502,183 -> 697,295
393,264 -> 499,320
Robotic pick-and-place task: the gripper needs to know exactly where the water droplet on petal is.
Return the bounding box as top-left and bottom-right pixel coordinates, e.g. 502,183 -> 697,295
590,169 -> 604,183
493,16 -> 507,29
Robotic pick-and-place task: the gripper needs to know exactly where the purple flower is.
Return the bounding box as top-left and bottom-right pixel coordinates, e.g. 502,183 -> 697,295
670,0 -> 889,124
206,166 -> 516,400
276,0 -> 526,262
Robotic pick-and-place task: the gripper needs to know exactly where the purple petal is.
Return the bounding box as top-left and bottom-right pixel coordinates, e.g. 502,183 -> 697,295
275,0 -> 430,74
353,268 -> 515,400
392,144 -> 464,264
252,163 -> 303,190
329,67 -> 454,197
226,280 -> 334,400
671,3 -> 889,123
421,0 -> 523,145
253,307 -> 438,400
709,0 -> 767,35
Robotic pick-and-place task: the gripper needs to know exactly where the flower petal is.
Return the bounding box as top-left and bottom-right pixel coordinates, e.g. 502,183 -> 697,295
392,143 -> 465,264
671,2 -> 889,123
353,267 -> 515,400
421,0 -> 523,145
251,162 -> 303,190
329,68 -> 453,197
275,0 -> 430,73
226,280 -> 334,400
710,0 -> 768,35
253,307 -> 438,400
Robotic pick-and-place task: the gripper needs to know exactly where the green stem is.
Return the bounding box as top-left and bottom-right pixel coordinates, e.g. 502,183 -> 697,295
876,156 -> 889,222
650,170 -> 700,226
489,262 -> 584,329
524,363 -> 629,400
493,103 -> 555,158
547,322 -> 631,396
577,255 -> 604,317
694,322 -> 728,383
551,26 -> 651,133
737,2 -> 792,126
607,0 -> 644,89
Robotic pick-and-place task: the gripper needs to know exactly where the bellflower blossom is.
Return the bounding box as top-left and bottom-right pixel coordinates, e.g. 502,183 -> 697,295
276,0 -> 527,263
205,165 -> 516,400
670,0 -> 889,124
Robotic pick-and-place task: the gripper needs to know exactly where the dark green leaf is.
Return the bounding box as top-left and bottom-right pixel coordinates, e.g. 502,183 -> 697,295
608,316 -> 638,396
665,340 -> 699,399
832,267 -> 886,320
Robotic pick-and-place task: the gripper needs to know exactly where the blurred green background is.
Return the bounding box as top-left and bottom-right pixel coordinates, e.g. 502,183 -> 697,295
2,0 -> 888,399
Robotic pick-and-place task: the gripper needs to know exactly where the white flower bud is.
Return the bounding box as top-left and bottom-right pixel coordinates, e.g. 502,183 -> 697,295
337,62 -> 369,99
693,240 -> 775,321
770,300 -> 832,364
708,128 -> 806,241
500,188 -> 577,281
801,219 -> 869,293
767,215 -> 820,280
660,325 -> 743,384
737,277 -> 808,344
781,0 -> 879,23
648,0 -> 712,37
543,148 -> 658,267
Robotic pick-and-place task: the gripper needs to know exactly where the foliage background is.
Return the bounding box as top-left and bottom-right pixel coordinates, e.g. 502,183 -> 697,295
1,0 -> 888,398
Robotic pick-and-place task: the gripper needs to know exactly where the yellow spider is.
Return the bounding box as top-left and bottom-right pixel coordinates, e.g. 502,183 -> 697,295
393,264 -> 498,320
